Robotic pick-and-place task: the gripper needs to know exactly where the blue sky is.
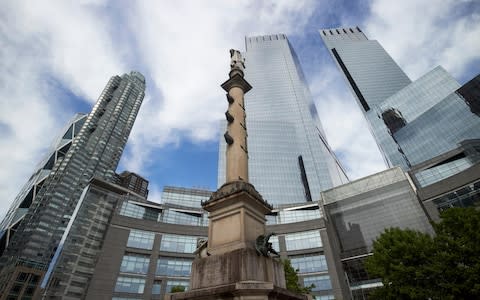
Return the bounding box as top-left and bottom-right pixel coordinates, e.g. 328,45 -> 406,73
0,0 -> 479,215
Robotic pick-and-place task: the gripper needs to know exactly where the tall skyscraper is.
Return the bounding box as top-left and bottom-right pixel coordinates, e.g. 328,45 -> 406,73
218,34 -> 348,206
0,71 -> 146,298
320,27 -> 480,170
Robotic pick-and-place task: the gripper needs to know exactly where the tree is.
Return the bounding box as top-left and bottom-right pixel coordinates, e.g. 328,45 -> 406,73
365,208 -> 480,300
282,259 -> 314,294
431,207 -> 480,298
364,228 -> 436,299
170,285 -> 186,293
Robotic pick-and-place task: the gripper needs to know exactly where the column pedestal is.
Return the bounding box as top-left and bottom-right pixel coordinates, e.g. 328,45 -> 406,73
165,182 -> 307,300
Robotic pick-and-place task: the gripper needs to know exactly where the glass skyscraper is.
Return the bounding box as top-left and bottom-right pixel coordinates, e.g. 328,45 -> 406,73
0,71 -> 146,298
218,34 -> 348,206
320,27 -> 412,169
320,27 -> 480,170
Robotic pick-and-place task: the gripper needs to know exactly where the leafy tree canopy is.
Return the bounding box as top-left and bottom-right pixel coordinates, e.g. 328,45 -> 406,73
365,208 -> 480,300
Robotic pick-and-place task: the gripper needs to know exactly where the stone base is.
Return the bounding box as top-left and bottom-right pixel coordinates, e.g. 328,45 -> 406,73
202,181 -> 273,256
190,248 -> 285,289
164,281 -> 308,300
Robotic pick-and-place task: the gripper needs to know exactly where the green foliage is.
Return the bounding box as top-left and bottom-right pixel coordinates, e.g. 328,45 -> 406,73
282,259 -> 314,294
365,208 -> 480,300
170,285 -> 186,293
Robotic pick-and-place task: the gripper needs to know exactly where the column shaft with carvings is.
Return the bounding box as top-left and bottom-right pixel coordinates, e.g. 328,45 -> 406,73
221,50 -> 252,182
166,49 -> 306,300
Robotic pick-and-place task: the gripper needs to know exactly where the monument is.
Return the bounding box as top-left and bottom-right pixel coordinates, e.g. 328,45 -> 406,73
165,50 -> 307,300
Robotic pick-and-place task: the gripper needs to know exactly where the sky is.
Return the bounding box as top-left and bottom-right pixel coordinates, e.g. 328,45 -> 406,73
0,0 -> 479,217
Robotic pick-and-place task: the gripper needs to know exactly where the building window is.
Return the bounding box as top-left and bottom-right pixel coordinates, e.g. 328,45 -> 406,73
280,208 -> 321,224
114,276 -> 145,293
162,209 -> 205,226
315,295 -> 335,300
160,234 -> 199,253
303,275 -> 332,291
290,254 -> 328,273
120,201 -> 160,221
152,280 -> 162,294
120,254 -> 150,274
156,257 -> 192,277
415,154 -> 474,187
285,230 -> 322,251
127,229 -> 155,250
166,281 -> 189,293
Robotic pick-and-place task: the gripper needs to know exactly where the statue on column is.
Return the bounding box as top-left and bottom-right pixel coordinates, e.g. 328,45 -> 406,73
229,49 -> 245,72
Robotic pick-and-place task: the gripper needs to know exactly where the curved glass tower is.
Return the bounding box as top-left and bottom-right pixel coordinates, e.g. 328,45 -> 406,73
218,34 -> 348,206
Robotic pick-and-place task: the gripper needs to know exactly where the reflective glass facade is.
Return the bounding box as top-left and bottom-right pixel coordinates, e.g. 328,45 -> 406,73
159,234 -> 198,253
303,275 -> 332,291
162,186 -> 210,208
290,254 -> 328,274
218,34 -> 348,206
321,28 -> 480,171
127,229 -> 155,250
156,257 -> 192,277
114,277 -> 145,294
322,167 -> 433,296
321,28 -> 411,169
285,230 -> 322,251
431,179 -> 480,211
120,254 -> 150,274
120,201 -> 161,221
394,88 -> 480,166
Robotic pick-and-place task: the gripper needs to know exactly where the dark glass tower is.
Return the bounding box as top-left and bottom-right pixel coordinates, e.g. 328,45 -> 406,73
218,34 -> 349,206
0,71 -> 146,298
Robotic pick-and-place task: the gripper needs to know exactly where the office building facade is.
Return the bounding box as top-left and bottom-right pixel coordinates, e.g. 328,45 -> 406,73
218,34 -> 349,207
322,167 -> 434,299
0,71 -> 146,299
38,182 -> 346,299
320,27 -> 480,171
408,139 -> 480,221
36,172 -> 437,300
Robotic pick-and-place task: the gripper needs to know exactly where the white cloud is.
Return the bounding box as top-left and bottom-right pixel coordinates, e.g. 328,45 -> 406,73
1,0 -> 478,219
0,0 -> 317,217
365,0 -> 480,80
0,0 -> 125,217
121,0 -> 317,172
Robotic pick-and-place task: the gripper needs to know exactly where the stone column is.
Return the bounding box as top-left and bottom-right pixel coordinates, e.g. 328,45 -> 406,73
221,50 -> 252,183
165,49 -> 306,300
